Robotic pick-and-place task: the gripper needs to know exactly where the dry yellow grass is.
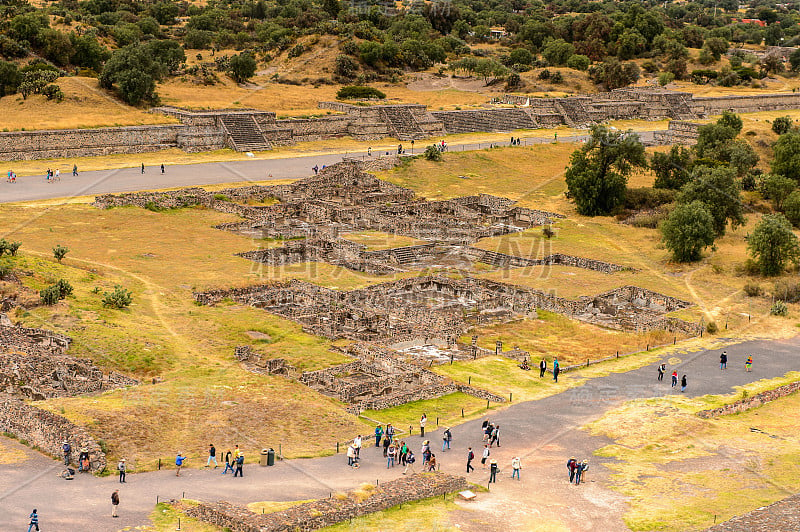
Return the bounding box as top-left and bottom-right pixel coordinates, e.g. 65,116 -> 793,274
0,77 -> 177,131
340,231 -> 425,250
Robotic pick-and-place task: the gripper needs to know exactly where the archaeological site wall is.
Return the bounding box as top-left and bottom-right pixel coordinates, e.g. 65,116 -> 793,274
7,89 -> 800,160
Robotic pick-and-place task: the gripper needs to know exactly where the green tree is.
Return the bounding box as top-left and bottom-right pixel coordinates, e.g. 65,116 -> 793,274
228,52 -> 257,83
150,2 -> 179,25
147,40 -> 186,75
99,44 -> 160,105
542,39 -> 575,66
652,145 -> 692,190
509,48 -> 533,66
705,37 -> 729,60
718,111 -> 743,134
661,200 -> 716,262
762,174 -> 796,210
566,54 -> 590,71
679,166 -> 745,236
588,58 -> 640,90
772,130 -> 800,182
323,0 -> 340,18
70,33 -> 109,71
423,145 -> 442,161
0,61 -> 21,97
772,116 -> 793,135
747,214 -> 800,276
565,125 -> 647,216
783,190 -> 800,226
694,123 -> 738,159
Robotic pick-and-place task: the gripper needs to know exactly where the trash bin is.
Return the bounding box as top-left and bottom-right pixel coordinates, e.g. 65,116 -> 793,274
267,448 -> 275,466
260,449 -> 269,467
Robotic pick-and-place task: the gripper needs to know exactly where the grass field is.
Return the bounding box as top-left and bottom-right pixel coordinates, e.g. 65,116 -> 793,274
587,372 -> 800,531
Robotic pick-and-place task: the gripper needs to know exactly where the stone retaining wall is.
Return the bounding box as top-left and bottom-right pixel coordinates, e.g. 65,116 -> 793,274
183,472 -> 468,532
0,393 -> 107,471
697,380 -> 800,418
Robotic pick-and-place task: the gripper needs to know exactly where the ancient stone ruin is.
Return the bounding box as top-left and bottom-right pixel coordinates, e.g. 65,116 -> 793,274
97,159 -> 699,414
6,88 -> 800,159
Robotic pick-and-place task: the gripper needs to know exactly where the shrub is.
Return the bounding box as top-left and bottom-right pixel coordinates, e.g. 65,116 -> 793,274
53,244 -> 69,262
336,85 -> 386,100
624,187 -> 677,211
771,300 -> 789,316
772,116 -> 793,135
658,72 -> 675,86
550,71 -> 563,84
0,262 -> 11,278
55,279 -> 73,299
537,69 -> 551,80
213,194 -> 230,201
102,285 -> 133,309
706,321 -> 718,334
566,54 -> 590,71
42,84 -> 64,102
743,282 -> 762,297
423,145 -> 442,161
7,241 -> 20,256
0,240 -> 7,256
40,285 -> 61,305
784,191 -> 800,227
543,226 -> 555,238
773,280 -> 800,303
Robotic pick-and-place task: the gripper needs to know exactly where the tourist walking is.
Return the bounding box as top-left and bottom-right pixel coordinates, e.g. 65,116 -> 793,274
234,452 -> 244,477
442,427 -> 452,451
539,357 -> 547,378
367,146 -> 372,156
720,351 -> 728,370
374,424 -> 384,447
160,163 -> 165,174
511,456 -> 521,480
222,449 -> 234,474
657,363 -> 666,381
466,447 -> 475,473
671,370 -> 678,388
489,424 -> 500,448
419,413 -> 427,437
403,450 -> 416,474
386,423 -> 395,442
141,163 -> 145,174
387,443 -> 396,468
489,459 -> 498,483
746,355 -> 753,372
553,358 -> 560,382
206,444 -> 218,468
175,452 -> 187,476
62,440 -> 71,465
382,434 -> 390,457
353,435 -> 362,458
347,444 -> 356,467
575,460 -> 585,485
481,418 -> 490,441
427,453 -> 437,472
117,458 -> 126,483
73,164 -> 78,176
399,441 -> 408,466
421,440 -> 430,465
567,457 -> 578,483
111,490 -> 120,518
54,168 -> 60,181
681,374 -> 687,392
579,459 -> 589,483
481,444 -> 490,467
27,509 -> 39,531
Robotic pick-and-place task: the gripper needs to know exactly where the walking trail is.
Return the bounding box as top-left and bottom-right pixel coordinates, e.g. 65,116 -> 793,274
1,336 -> 798,531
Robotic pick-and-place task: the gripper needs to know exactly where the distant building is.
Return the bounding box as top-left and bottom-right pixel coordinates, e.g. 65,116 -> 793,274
489,26 -> 508,39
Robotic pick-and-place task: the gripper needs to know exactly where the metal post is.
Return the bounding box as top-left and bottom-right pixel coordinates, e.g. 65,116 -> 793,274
486,400 -> 490,409
509,393 -> 512,402
176,518 -> 181,531
337,442 -> 339,453
468,376 -> 471,385
158,458 -> 161,470
461,408 -> 464,417
586,358 -> 589,367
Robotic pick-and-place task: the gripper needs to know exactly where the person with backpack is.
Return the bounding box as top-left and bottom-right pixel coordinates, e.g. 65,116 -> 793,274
575,460 -> 588,485
403,450 -> 417,474
681,374 -> 687,392
62,441 -> 71,466
427,453 -> 437,472
387,443 -> 396,468
490,425 -> 500,448
175,453 -> 187,476
466,447 -> 475,473
567,457 -> 578,483
671,370 -> 678,388
553,358 -> 560,382
657,363 -> 666,382
222,449 -> 234,474
27,509 -> 39,531
111,490 -> 120,518
234,452 -> 244,477
489,459 -> 498,483
720,351 -> 728,370
442,428 -> 452,452
117,458 -> 126,483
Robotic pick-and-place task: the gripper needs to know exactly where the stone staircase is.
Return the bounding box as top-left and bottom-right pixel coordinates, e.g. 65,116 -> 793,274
432,109 -> 538,135
664,94 -> 697,120
391,247 -> 417,264
380,107 -> 426,140
554,99 -> 591,127
478,249 -> 511,267
220,115 -> 272,151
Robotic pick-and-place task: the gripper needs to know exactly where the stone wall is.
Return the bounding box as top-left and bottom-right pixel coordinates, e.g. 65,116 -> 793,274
184,472 -> 468,532
0,393 -> 107,471
697,380 -> 800,418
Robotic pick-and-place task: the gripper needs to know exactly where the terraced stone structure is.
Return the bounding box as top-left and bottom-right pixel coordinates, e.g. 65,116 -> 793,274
8,88 -> 800,159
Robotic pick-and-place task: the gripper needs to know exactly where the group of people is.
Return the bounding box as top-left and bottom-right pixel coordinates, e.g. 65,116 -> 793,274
566,457 -> 590,485
481,418 -> 500,447
657,363 -> 688,391
719,350 -> 754,372
655,351 -> 756,393
60,440 -> 92,474
509,136 -> 523,146
6,170 -> 17,182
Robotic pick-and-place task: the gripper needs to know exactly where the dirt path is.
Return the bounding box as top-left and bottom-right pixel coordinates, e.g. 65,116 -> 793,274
1,336 -> 798,531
